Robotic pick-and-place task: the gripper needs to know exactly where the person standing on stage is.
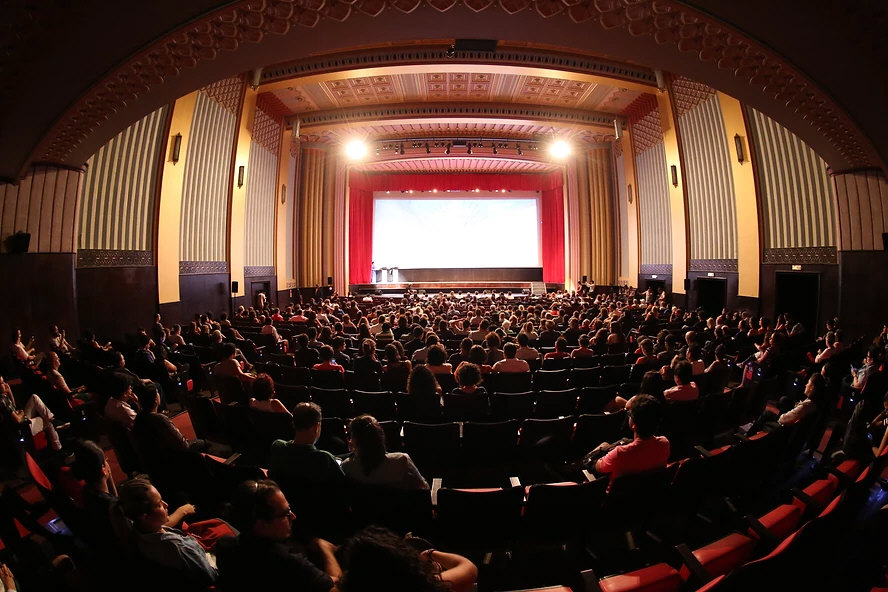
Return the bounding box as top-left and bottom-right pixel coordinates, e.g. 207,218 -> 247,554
371,261 -> 376,284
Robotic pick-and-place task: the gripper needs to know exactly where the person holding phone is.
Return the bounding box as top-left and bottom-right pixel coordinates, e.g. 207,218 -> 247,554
851,346 -> 881,391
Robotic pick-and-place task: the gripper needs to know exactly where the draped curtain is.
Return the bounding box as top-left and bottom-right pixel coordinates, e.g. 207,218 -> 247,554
348,172 -> 564,284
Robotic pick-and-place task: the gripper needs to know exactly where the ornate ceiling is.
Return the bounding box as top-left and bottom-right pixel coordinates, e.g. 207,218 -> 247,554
0,1 -> 886,180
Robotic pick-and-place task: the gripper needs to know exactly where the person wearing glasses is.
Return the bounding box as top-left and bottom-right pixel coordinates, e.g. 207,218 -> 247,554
217,479 -> 342,591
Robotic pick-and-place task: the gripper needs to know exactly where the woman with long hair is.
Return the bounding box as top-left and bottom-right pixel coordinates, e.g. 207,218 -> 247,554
342,415 -> 428,490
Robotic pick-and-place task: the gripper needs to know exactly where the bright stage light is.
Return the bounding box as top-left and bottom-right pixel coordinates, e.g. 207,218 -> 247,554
344,140 -> 368,160
549,140 -> 571,159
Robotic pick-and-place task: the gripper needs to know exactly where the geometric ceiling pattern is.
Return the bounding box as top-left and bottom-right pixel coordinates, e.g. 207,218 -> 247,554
271,70 -> 642,117
351,157 -> 560,174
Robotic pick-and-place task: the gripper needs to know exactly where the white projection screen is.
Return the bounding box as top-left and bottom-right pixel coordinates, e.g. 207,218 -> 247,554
372,192 -> 541,268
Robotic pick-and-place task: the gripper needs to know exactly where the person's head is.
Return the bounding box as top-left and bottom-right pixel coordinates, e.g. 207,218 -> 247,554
455,362 -> 482,388
318,345 -> 335,363
222,342 -> 237,359
407,365 -> 439,396
626,394 -> 661,438
291,402 -> 322,444
384,343 -> 401,364
332,336 -> 346,352
714,344 -> 727,361
111,375 -> 132,400
866,345 -> 882,365
48,351 -> 61,369
339,526 -> 447,592
467,345 -> 487,366
640,370 -> 663,397
639,339 -> 654,357
554,336 -> 568,353
503,342 -> 518,359
348,415 -> 387,475
117,477 -> 168,533
230,480 -> 294,541
460,337 -> 473,355
517,332 -> 529,347
674,360 -> 693,385
252,373 -> 275,402
361,338 -> 377,358
485,332 -> 501,350
136,383 -> 160,413
578,334 -> 591,349
687,344 -> 702,361
805,373 -> 825,403
73,439 -> 109,484
426,344 -> 446,366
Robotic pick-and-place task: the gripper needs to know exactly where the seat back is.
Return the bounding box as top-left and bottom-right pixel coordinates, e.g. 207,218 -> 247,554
352,390 -> 397,420
535,388 -> 580,419
310,387 -> 353,419
578,385 -> 618,414
569,367 -> 602,389
571,411 -> 629,458
519,416 -> 575,461
487,372 -> 533,394
462,420 -> 520,462
489,391 -> 535,420
277,365 -> 310,386
310,369 -> 346,390
213,374 -> 247,405
436,486 -> 525,550
534,369 -> 570,391
442,391 -> 489,422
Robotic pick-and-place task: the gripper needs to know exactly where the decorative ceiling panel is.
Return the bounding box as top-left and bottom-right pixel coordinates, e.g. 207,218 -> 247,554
352,157 -> 559,173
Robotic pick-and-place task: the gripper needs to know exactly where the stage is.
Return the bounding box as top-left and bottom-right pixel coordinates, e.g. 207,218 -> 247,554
349,281 -> 562,296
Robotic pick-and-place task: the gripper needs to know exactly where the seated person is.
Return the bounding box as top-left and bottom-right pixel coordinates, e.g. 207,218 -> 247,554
250,374 -> 291,415
261,317 -> 284,343
49,324 -> 75,354
217,479 -> 341,592
571,334 -> 597,359
777,374 -> 824,426
455,345 -> 492,376
515,332 -> 540,361
11,328 -> 42,367
341,415 -> 428,490
591,394 -> 670,483
543,336 -> 571,360
0,374 -> 62,450
73,439 -> 119,553
112,477 -> 214,586
444,363 -> 488,420
425,344 -> 453,376
634,338 -> 659,367
353,338 -> 383,376
492,342 -> 530,373
293,334 -> 321,368
313,345 -> 345,375
484,333 -> 505,365
411,333 -> 440,365
448,338 -> 473,367
663,360 -> 699,402
46,351 -> 90,402
331,336 -> 352,370
339,526 -> 478,592
704,344 -> 730,392
132,384 -> 206,467
104,375 -> 140,431
686,344 -> 705,376
213,343 -> 256,383
268,402 -> 346,488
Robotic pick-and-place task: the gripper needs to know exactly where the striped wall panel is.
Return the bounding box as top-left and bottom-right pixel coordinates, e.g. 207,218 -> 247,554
296,148 -> 326,286
584,148 -> 616,285
244,140 -> 277,266
0,166 -> 81,253
833,169 -> 888,251
78,106 -> 169,251
678,94 -> 737,260
179,91 -> 237,262
747,107 -> 836,249
636,142 -> 672,264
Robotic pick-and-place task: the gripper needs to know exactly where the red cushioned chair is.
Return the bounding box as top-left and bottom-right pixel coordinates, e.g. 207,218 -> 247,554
677,532 -> 757,585
585,563 -> 682,592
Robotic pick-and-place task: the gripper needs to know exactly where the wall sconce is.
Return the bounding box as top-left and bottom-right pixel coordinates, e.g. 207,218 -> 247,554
627,183 -> 633,204
237,165 -> 245,188
734,133 -> 746,164
280,184 -> 287,204
171,133 -> 182,163
670,164 -> 678,187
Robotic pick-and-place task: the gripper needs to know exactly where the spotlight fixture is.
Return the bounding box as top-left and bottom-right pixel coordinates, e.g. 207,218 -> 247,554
670,164 -> 679,187
549,139 -> 571,159
425,142 -> 431,154
445,143 -> 451,155
734,133 -> 746,164
466,144 -> 472,155
171,133 -> 182,163
344,139 -> 368,160
237,165 -> 245,188
516,144 -> 522,156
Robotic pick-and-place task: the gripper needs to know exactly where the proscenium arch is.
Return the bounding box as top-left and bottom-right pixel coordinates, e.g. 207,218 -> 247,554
4,0 -> 884,182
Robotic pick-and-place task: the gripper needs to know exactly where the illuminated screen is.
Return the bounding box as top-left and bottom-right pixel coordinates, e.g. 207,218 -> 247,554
372,192 -> 540,268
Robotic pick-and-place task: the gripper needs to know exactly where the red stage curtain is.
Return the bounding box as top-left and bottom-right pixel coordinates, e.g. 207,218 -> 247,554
540,187 -> 565,284
348,188 -> 374,284
347,172 -> 564,284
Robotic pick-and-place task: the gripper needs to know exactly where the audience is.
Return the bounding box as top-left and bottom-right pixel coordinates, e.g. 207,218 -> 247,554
342,415 -> 428,490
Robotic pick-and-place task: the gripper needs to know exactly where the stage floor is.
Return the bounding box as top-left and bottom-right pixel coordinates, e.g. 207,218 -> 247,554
350,280 -> 557,295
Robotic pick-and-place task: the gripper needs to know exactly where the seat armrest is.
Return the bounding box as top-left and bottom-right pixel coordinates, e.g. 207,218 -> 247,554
675,543 -> 713,586
580,569 -> 605,592
225,452 -> 242,465
789,487 -> 820,512
744,515 -> 779,547
694,445 -> 713,458
431,477 -> 442,506
825,465 -> 853,487
733,433 -> 751,443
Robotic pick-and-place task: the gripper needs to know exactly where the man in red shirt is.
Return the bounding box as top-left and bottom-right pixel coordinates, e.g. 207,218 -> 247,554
593,394 -> 670,482
313,345 -> 345,375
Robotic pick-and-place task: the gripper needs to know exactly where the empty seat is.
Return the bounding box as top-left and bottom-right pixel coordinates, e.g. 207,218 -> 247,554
592,563 -> 682,592
519,417 -> 575,462
310,387 -> 353,419
310,369 -> 346,389
487,372 -> 533,394
277,365 -> 310,386
577,385 -> 618,414
600,365 -> 631,386
352,390 -> 397,420
490,391 -> 535,420
535,388 -> 580,419
462,420 -> 520,464
534,369 -> 570,391
571,411 -> 628,458
436,486 -> 525,552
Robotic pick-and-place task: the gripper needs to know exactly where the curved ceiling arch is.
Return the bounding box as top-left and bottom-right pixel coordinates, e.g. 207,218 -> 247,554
2,0 -> 884,180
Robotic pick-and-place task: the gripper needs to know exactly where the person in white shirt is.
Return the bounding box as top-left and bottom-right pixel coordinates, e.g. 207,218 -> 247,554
260,317 -> 282,342
492,343 -> 530,373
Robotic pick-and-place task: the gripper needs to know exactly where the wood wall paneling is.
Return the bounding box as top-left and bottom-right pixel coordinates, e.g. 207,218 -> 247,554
179,273 -> 231,322
76,267 -> 158,341
0,166 -> 81,254
832,169 -> 888,251
0,254 -> 77,351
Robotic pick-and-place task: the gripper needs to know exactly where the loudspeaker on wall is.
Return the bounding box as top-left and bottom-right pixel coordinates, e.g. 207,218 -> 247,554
684,278 -> 691,291
883,232 -> 888,252
231,280 -> 239,293
5,231 -> 30,254
327,276 -> 333,286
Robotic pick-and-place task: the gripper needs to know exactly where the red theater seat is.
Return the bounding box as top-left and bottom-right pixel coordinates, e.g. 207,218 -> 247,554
748,503 -> 802,542
678,533 -> 757,582
596,563 -> 682,592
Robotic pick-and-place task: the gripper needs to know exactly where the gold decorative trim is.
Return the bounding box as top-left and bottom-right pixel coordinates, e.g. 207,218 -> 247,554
77,249 -> 153,268
179,261 -> 229,275
762,247 -> 837,264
